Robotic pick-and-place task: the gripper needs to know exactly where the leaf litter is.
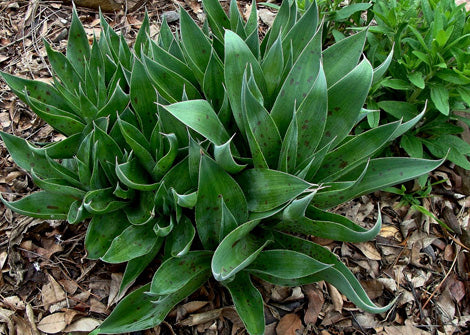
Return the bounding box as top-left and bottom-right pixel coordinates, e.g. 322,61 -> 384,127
0,0 -> 469,334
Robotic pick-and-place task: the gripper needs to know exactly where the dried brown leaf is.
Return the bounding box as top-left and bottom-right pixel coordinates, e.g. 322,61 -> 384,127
41,274 -> 66,311
356,242 -> 382,260
276,313 -> 303,335
37,313 -> 67,334
326,283 -> 343,312
107,273 -> 122,307
360,280 -> 384,300
63,317 -> 100,332
303,284 -> 324,325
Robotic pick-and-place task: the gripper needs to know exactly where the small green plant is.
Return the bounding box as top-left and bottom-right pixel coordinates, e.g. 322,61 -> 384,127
363,0 -> 470,169
1,0 -> 443,333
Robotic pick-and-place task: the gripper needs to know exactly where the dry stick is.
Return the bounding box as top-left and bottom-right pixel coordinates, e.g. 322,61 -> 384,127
422,245 -> 460,310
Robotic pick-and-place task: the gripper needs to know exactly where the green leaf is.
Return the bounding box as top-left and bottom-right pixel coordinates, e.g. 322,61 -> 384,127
150,251 -> 212,295
224,272 -> 265,335
83,187 -> 128,214
430,85 -> 450,115
202,0 -> 230,41
315,121 -> 401,182
247,249 -> 331,279
0,131 -> 61,179
31,170 -> 86,198
271,231 -> 395,313
1,72 -> 71,112
160,100 -> 230,146
295,64 -> 328,163
120,238 -> 163,294
94,271 -> 208,334
196,155 -> 248,249
378,100 -> 418,121
401,134 -> 423,158
1,191 -> 75,220
44,40 -> 82,93
334,3 -> 372,20
67,6 -> 91,76
237,169 -> 313,212
261,35 -> 284,105
164,216 -> 196,257
212,220 -> 269,281
102,221 -> 158,263
115,158 -> 160,191
203,50 -> 225,112
275,206 -> 383,242
242,72 -> 282,168
271,29 -> 322,136
23,93 -> 85,136
214,136 -> 247,174
152,133 -> 178,179
372,46 -> 394,86
322,29 -> 367,87
124,191 -> 155,225
320,59 -> 373,148
180,8 -> 213,76
282,1 -> 319,62
118,117 -> 156,175
407,72 -> 425,89
313,157 -> 444,209
143,55 -> 201,103
224,30 -> 267,136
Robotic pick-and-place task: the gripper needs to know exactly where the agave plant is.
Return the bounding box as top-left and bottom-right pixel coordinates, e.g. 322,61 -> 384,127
0,0 -> 443,334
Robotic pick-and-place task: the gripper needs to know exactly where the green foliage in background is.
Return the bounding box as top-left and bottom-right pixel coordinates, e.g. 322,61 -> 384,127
0,0 -> 443,333
362,0 -> 470,170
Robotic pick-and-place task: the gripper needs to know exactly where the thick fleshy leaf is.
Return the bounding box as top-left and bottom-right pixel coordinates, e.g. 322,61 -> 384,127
203,50 -> 225,112
125,191 -> 155,225
180,8 -> 212,76
152,133 -> 178,179
67,200 -> 90,224
212,220 -> 270,281
83,188 -> 128,214
275,206 -> 382,242
149,251 -> 212,295
224,30 -> 267,136
372,46 -> 394,86
261,35 -> 284,106
1,72 -> 71,111
115,158 -> 160,191
45,41 -> 82,93
92,271 -> 208,334
153,216 -> 174,237
272,232 -> 395,313
281,0 -> 318,62
120,238 -> 163,294
270,29 -> 322,136
242,72 -> 282,168
237,169 -> 313,212
224,272 -> 265,335
201,0 -> 230,41
214,136 -> 247,174
0,131 -> 62,178
196,155 -> 248,249
66,6 -> 91,76
322,29 -> 367,87
295,65 -> 328,163
319,59 -> 373,149
23,94 -> 85,136
143,55 -> 201,103
164,216 -> 196,257
161,100 -> 229,146
1,191 -> 75,220
31,170 -> 86,198
315,121 -> 401,182
102,221 -> 158,263
278,108 -> 298,173
313,157 -> 445,209
247,249 -> 332,279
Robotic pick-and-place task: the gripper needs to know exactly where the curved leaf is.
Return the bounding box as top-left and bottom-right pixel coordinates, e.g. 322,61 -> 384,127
149,250 -> 212,296
224,272 -> 265,335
